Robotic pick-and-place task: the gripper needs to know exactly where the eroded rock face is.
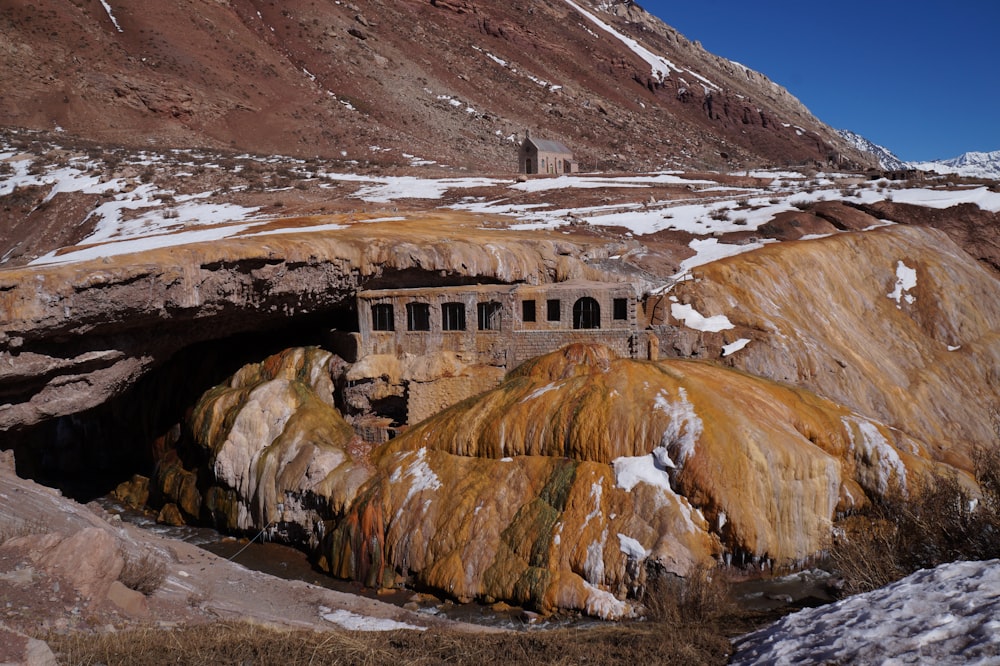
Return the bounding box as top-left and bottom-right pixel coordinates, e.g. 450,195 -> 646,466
320,343 -> 941,618
183,341 -> 952,618
664,225 -> 1000,470
158,222 -> 1000,618
189,347 -> 370,544
0,215 -> 632,431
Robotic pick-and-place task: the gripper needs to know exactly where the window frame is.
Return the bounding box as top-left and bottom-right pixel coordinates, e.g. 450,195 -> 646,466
406,302 -> 431,331
546,299 -> 561,322
441,302 -> 466,331
613,298 -> 629,321
573,297 -> 601,329
522,299 -> 537,323
371,303 -> 394,331
477,301 -> 503,331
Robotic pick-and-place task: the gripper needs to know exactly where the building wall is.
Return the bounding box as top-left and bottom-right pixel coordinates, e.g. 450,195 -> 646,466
357,281 -> 645,364
518,145 -> 575,174
354,281 -> 651,427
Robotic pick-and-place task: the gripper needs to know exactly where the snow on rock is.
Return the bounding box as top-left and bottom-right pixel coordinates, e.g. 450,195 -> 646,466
843,416 -> 907,494
652,387 -> 703,466
675,238 -> 769,278
731,560 -> 1000,665
722,338 -> 751,357
582,580 -> 636,620
319,607 -> 426,632
562,0 -> 681,82
99,0 -> 124,32
389,448 -> 442,508
887,260 -> 917,307
851,185 -> 1000,213
612,454 -> 672,492
617,533 -> 649,560
348,176 -> 502,203
671,302 -> 735,332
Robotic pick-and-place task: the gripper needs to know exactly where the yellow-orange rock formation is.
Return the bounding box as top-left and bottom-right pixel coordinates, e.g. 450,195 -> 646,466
190,347 -> 370,541
663,225 -> 1000,470
321,343 -> 944,618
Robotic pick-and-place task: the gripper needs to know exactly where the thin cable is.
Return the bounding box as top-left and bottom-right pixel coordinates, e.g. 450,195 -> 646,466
227,521 -> 273,561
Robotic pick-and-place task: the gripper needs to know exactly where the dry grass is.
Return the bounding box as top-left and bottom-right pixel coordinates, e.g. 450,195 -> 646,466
830,446 -> 1000,595
0,516 -> 49,544
42,536 -> 757,664
45,618 -> 736,666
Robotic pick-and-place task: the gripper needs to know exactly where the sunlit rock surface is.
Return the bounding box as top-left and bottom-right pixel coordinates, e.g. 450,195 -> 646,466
0,212 -> 636,430
128,224 -> 1000,618
665,225 -> 1000,470
189,347 -> 370,541
321,344 -> 941,618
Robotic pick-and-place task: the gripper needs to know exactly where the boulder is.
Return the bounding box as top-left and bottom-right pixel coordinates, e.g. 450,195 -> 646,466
0,624 -> 56,666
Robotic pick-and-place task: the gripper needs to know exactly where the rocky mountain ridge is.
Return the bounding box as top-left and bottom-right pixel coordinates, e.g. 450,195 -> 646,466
837,129 -> 1000,179
836,129 -> 906,171
915,149 -> 1000,180
0,0 -> 874,171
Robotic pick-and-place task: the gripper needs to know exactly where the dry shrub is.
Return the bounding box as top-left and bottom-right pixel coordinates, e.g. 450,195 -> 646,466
0,517 -> 48,544
830,446 -> 1000,595
642,563 -> 734,626
118,550 -> 168,596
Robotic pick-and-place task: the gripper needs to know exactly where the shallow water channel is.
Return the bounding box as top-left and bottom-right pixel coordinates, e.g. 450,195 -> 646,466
98,496 -> 593,630
99,496 -> 837,629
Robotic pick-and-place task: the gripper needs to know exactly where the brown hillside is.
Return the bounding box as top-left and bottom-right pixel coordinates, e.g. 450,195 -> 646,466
1,0 -> 874,171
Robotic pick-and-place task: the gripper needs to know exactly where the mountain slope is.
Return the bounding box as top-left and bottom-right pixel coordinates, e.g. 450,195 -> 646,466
836,129 -> 906,170
0,0 -> 874,171
911,150 -> 1000,179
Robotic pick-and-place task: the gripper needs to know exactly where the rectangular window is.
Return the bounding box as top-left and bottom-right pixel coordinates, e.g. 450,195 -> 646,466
442,302 -> 466,331
406,302 -> 431,331
613,298 -> 629,321
522,299 -> 536,323
477,301 -> 502,331
371,303 -> 394,331
546,299 -> 561,322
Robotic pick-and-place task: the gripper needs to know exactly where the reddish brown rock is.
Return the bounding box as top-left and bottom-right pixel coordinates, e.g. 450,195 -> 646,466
106,580 -> 149,617
9,528 -> 123,600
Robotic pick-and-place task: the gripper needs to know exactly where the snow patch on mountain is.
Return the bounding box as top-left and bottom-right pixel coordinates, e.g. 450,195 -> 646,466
911,150 -> 1000,180
837,129 -> 906,171
838,127 -> 1000,180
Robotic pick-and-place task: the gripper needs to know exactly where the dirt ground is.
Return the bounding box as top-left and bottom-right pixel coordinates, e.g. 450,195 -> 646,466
0,451 -> 492,661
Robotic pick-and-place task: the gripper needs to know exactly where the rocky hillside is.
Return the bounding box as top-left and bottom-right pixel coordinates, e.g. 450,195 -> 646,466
0,0 -> 874,171
836,129 -> 906,171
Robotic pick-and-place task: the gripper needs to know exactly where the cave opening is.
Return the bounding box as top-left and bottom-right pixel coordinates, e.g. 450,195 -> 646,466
7,307 -> 358,503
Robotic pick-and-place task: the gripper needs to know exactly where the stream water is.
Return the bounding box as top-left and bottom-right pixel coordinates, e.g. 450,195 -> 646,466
97,496 -> 592,630
98,496 -> 837,629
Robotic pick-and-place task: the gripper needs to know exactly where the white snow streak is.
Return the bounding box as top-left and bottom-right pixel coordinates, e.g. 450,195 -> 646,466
722,338 -> 751,357
319,607 -> 425,632
99,0 -> 124,32
671,302 -> 734,332
887,260 -> 917,307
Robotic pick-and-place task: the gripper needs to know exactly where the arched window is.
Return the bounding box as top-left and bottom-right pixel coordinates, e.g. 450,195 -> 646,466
573,297 -> 601,329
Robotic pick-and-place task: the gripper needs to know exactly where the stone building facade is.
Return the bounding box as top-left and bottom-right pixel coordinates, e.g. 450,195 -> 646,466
348,280 -> 656,427
518,131 -> 578,175
356,280 -> 651,368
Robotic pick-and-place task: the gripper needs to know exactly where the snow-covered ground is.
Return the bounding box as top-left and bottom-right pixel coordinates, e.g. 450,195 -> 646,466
4,131 -> 1000,273
732,559 -> 1000,665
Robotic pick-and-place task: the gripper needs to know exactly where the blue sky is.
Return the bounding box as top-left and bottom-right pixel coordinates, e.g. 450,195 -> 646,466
639,1 -> 1000,161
